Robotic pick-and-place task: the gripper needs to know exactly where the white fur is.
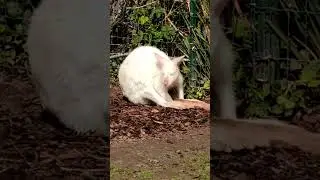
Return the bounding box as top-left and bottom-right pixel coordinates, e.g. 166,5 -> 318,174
210,0 -> 237,119
27,0 -> 108,134
118,46 -> 185,108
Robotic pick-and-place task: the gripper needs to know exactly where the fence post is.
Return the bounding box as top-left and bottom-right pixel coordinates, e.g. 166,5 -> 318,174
250,0 -> 281,86
189,0 -> 198,87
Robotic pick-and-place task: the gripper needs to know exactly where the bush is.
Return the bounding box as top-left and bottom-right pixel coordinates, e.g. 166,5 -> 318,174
110,0 -> 211,99
232,0 -> 320,119
0,1 -> 35,74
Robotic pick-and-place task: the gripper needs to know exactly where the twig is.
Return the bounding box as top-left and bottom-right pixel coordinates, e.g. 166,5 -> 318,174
39,157 -> 55,165
110,53 -> 130,59
153,120 -> 164,125
126,1 -> 157,10
0,167 -> 10,174
186,0 -> 190,12
164,11 -> 187,38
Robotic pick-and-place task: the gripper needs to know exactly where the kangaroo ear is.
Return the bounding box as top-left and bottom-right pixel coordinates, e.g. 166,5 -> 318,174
154,52 -> 166,69
171,55 -> 187,66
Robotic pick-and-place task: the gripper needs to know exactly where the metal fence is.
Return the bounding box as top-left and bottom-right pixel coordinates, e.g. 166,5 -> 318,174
249,0 -> 320,85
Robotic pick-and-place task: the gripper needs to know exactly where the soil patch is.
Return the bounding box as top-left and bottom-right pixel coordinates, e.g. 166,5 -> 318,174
211,119 -> 320,180
109,86 -> 210,141
211,142 -> 320,180
111,126 -> 210,179
0,73 -> 108,179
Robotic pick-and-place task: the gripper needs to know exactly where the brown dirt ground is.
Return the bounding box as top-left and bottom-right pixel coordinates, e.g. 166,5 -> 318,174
0,72 -> 108,179
110,126 -> 210,179
211,119 -> 320,179
1,71 -> 320,179
109,85 -> 210,179
109,85 -> 210,141
110,84 -> 320,179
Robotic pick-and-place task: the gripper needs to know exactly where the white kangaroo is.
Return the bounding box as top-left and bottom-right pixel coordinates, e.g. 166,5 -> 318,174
27,0 -> 109,135
118,46 -> 186,108
210,0 -> 237,119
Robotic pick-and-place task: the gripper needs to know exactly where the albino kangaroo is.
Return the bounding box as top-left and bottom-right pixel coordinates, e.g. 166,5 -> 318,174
210,0 -> 237,119
118,46 -> 186,108
27,0 -> 108,135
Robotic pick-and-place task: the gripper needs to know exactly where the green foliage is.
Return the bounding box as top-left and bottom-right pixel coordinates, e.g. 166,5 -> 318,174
126,0 -> 210,99
0,1 -> 31,73
233,16 -> 252,41
178,19 -> 210,80
177,0 -> 210,99
129,5 -> 175,50
231,0 -> 320,119
296,61 -> 320,87
266,0 -> 320,118
245,83 -> 271,117
243,62 -> 319,118
179,25 -> 210,99
185,79 -> 210,99
269,81 -> 306,118
110,58 -> 121,84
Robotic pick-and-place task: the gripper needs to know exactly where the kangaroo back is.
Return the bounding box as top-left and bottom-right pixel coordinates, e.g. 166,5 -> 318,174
27,0 -> 108,134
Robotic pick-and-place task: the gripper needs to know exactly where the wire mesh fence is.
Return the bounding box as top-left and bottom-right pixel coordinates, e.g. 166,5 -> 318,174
250,0 -> 320,101
250,0 -> 320,83
229,0 -> 320,118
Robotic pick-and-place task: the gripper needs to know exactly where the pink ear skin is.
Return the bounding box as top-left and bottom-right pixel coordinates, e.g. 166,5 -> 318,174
155,53 -> 165,70
154,52 -> 169,87
163,78 -> 169,87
